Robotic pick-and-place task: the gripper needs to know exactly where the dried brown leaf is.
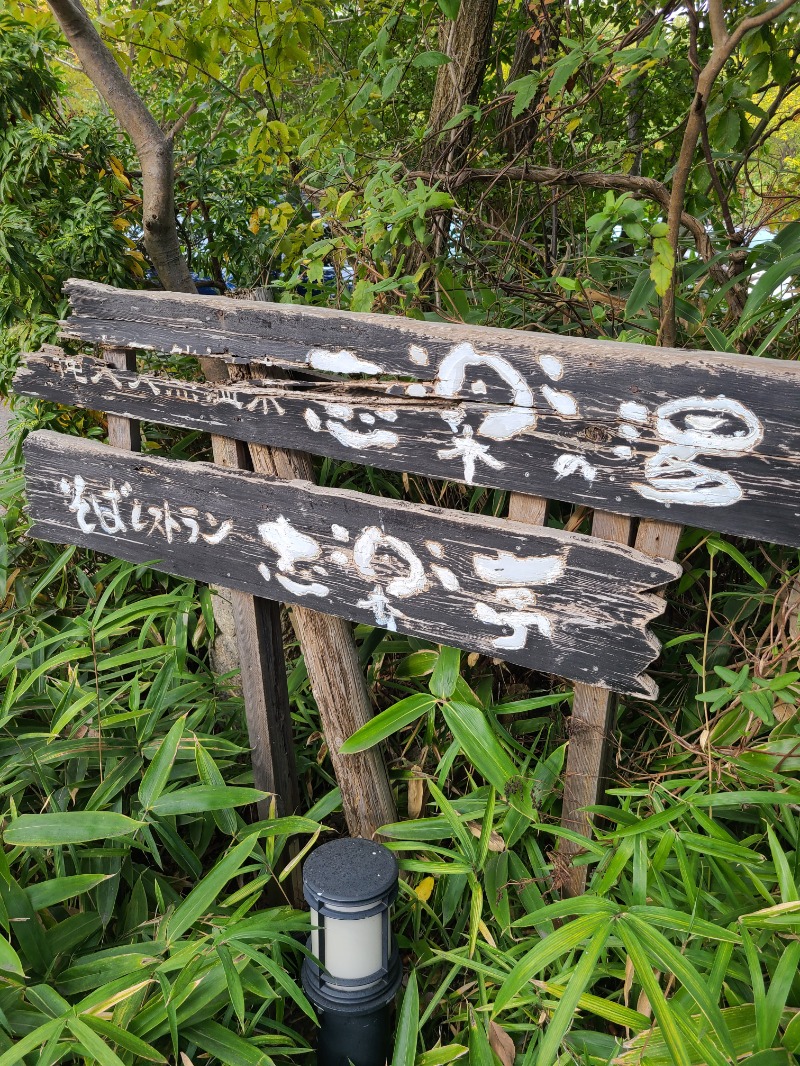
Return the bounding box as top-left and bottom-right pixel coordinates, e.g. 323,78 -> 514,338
468,822 -> 505,852
489,1020 -> 516,1066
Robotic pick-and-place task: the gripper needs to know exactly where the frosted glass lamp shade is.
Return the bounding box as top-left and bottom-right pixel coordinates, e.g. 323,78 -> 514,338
301,838 -> 401,1012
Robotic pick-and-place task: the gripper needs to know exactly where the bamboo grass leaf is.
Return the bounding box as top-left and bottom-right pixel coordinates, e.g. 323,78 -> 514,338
534,919 -> 612,1066
393,971 -> 420,1066
494,912 -> 613,1014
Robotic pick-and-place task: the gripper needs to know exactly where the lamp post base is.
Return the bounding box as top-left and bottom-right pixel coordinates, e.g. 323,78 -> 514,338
316,1003 -> 392,1066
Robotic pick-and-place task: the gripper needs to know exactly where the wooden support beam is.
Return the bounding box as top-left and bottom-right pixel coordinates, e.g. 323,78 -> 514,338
210,434 -> 299,824
247,440 -> 398,839
102,347 -> 140,452
558,514 -> 682,898
242,286 -> 398,841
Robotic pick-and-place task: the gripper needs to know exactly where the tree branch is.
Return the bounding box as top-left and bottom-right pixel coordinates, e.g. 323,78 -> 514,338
730,0 -> 798,46
166,100 -> 199,141
405,164 -> 717,264
659,0 -> 800,346
45,0 -> 196,293
707,0 -> 729,46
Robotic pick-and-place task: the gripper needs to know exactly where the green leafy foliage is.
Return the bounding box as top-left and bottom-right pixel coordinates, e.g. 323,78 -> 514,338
4,1 -> 800,1062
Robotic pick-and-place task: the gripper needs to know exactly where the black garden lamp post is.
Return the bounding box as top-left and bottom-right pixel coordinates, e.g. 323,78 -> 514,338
301,838 -> 402,1066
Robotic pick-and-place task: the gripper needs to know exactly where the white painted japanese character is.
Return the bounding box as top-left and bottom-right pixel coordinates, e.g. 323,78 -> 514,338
357,585 -> 403,631
352,527 -> 428,630
553,453 -> 597,483
473,549 -> 566,649
59,474 -> 95,533
353,527 -> 427,597
200,515 -> 233,545
257,515 -> 329,597
475,599 -> 552,648
437,424 -> 505,485
217,388 -> 244,410
303,404 -> 399,451
147,502 -> 182,543
179,506 -> 200,543
629,395 -> 763,507
63,358 -> 88,384
130,500 -> 148,532
90,479 -> 131,534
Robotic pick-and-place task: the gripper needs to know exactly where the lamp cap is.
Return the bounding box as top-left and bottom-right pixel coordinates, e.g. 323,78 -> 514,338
303,838 -> 399,907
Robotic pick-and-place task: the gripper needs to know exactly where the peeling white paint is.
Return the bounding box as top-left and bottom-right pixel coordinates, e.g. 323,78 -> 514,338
259,516 -> 321,570
434,342 -> 534,407
541,385 -> 578,417
438,425 -> 505,484
431,565 -> 460,591
471,380 -> 487,395
655,395 -> 763,452
538,354 -> 564,381
331,524 -> 349,542
475,601 -> 552,648
329,550 -> 349,566
277,574 -> 330,597
634,445 -> 744,506
406,384 -> 428,398
619,400 -> 649,422
359,413 -> 376,425
441,409 -> 465,433
479,407 -> 536,441
426,541 -> 444,558
377,409 -> 398,422
353,527 -> 428,597
304,408 -> 322,432
473,550 -> 566,586
257,515 -> 323,597
408,344 -> 429,366
357,585 -> 401,631
629,395 -> 762,507
324,403 -> 354,421
553,454 -> 597,482
307,348 -> 382,375
619,423 -> 640,440
613,445 -> 633,459
326,421 -> 400,449
496,587 -> 538,609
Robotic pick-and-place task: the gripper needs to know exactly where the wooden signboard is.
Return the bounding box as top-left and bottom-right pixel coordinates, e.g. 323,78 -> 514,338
56,280 -> 800,549
23,430 -> 679,698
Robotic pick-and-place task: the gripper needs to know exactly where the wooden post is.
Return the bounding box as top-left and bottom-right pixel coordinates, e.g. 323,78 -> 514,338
506,493 -> 681,899
508,492 -> 548,526
557,510 -> 632,897
103,347 -> 299,829
177,348 -> 301,831
247,441 -> 398,840
211,435 -> 299,823
103,348 -> 140,452
242,287 -> 397,840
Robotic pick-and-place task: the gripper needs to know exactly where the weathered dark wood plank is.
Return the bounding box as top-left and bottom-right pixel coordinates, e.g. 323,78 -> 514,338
558,516 -> 682,898
24,430 -> 680,698
18,347 -> 800,548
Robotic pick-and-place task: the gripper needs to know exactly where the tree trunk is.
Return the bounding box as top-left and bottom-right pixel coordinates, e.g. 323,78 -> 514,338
45,0 -> 194,294
420,0 -> 498,173
494,1 -> 564,160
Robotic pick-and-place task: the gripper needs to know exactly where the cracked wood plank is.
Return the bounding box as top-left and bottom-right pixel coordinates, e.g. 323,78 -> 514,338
16,348 -> 800,548
23,429 -> 680,699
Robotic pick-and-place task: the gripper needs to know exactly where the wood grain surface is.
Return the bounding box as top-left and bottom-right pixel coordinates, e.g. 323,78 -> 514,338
24,429 -> 680,698
26,292 -> 800,546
